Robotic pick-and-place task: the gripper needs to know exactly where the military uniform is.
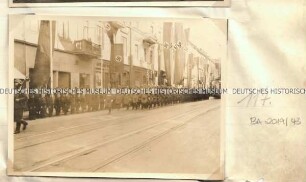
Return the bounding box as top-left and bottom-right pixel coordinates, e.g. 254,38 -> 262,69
14,81 -> 28,134
75,94 -> 82,113
70,94 -> 76,114
123,94 -> 131,110
140,94 -> 148,109
61,94 -> 70,115
86,94 -> 92,112
81,94 -> 87,112
27,94 -> 36,120
152,94 -> 158,108
104,94 -> 113,114
132,94 -> 139,110
54,93 -> 61,116
45,94 -> 54,117
92,94 -> 100,111
114,94 -> 123,110
99,94 -> 105,110
147,94 -> 152,109
37,95 -> 47,118
34,94 -> 40,118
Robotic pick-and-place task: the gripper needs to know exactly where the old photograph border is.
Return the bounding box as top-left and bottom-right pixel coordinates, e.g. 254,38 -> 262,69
8,15 -> 227,180
9,0 -> 230,7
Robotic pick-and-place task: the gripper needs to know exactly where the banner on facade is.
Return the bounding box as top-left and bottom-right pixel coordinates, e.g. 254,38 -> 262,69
110,44 -> 124,74
187,53 -> 193,88
31,20 -> 55,89
194,57 -> 200,86
163,22 -> 173,86
174,23 -> 185,85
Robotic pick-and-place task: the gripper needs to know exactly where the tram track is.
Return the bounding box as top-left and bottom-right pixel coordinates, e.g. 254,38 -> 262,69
17,102 -> 216,172
91,106 -> 219,172
15,102 -> 205,150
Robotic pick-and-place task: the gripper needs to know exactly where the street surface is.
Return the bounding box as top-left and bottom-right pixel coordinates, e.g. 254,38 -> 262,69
14,99 -> 221,176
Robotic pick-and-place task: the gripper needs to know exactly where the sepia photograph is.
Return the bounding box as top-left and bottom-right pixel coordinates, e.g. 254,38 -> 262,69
8,15 -> 227,180
9,0 -> 230,7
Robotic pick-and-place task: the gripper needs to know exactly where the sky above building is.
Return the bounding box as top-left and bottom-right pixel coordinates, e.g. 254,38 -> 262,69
183,18 -> 227,62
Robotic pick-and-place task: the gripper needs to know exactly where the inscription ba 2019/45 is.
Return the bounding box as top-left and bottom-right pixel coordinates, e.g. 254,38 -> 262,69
250,116 -> 302,127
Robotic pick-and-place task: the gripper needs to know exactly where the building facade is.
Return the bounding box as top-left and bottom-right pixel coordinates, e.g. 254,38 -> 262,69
14,19 -> 220,89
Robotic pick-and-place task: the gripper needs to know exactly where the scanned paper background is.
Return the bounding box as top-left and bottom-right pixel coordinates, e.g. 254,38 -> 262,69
9,0 -> 230,7
1,0 -> 306,182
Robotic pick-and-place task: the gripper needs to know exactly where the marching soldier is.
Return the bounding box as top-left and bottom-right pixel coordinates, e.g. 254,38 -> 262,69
147,94 -> 152,109
81,93 -> 87,112
123,94 -> 131,110
45,94 -> 54,117
170,93 -> 175,105
34,93 -> 40,118
160,94 -> 166,107
75,93 -> 82,113
61,93 -> 70,115
27,94 -> 36,120
114,94 -> 123,111
132,94 -> 139,110
152,94 -> 158,108
104,94 -> 113,114
156,94 -> 160,108
70,93 -> 76,114
99,94 -> 105,110
14,79 -> 28,134
37,94 -> 47,118
92,94 -> 100,111
54,92 -> 61,116
86,93 -> 92,112
140,93 -> 148,109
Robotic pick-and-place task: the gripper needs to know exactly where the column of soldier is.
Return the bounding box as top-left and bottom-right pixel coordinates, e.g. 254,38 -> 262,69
26,90 -> 209,120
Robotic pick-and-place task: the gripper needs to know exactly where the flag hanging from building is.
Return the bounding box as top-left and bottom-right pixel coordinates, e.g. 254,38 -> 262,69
185,28 -> 190,45
173,23 -> 185,85
31,20 -> 55,89
105,22 -> 121,44
187,53 -> 193,88
194,57 -> 200,86
110,44 -> 124,74
215,62 -> 221,77
215,62 -> 220,70
105,22 -> 114,44
163,22 -> 173,86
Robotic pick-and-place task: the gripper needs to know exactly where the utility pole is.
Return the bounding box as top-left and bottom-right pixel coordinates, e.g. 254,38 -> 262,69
50,20 -> 54,90
100,21 -> 104,89
158,43 -> 161,86
129,23 -> 133,88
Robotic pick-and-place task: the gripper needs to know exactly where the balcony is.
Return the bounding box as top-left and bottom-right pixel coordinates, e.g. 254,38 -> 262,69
74,39 -> 101,58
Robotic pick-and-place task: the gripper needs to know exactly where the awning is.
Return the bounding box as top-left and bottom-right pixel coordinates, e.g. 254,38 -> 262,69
14,68 -> 26,79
